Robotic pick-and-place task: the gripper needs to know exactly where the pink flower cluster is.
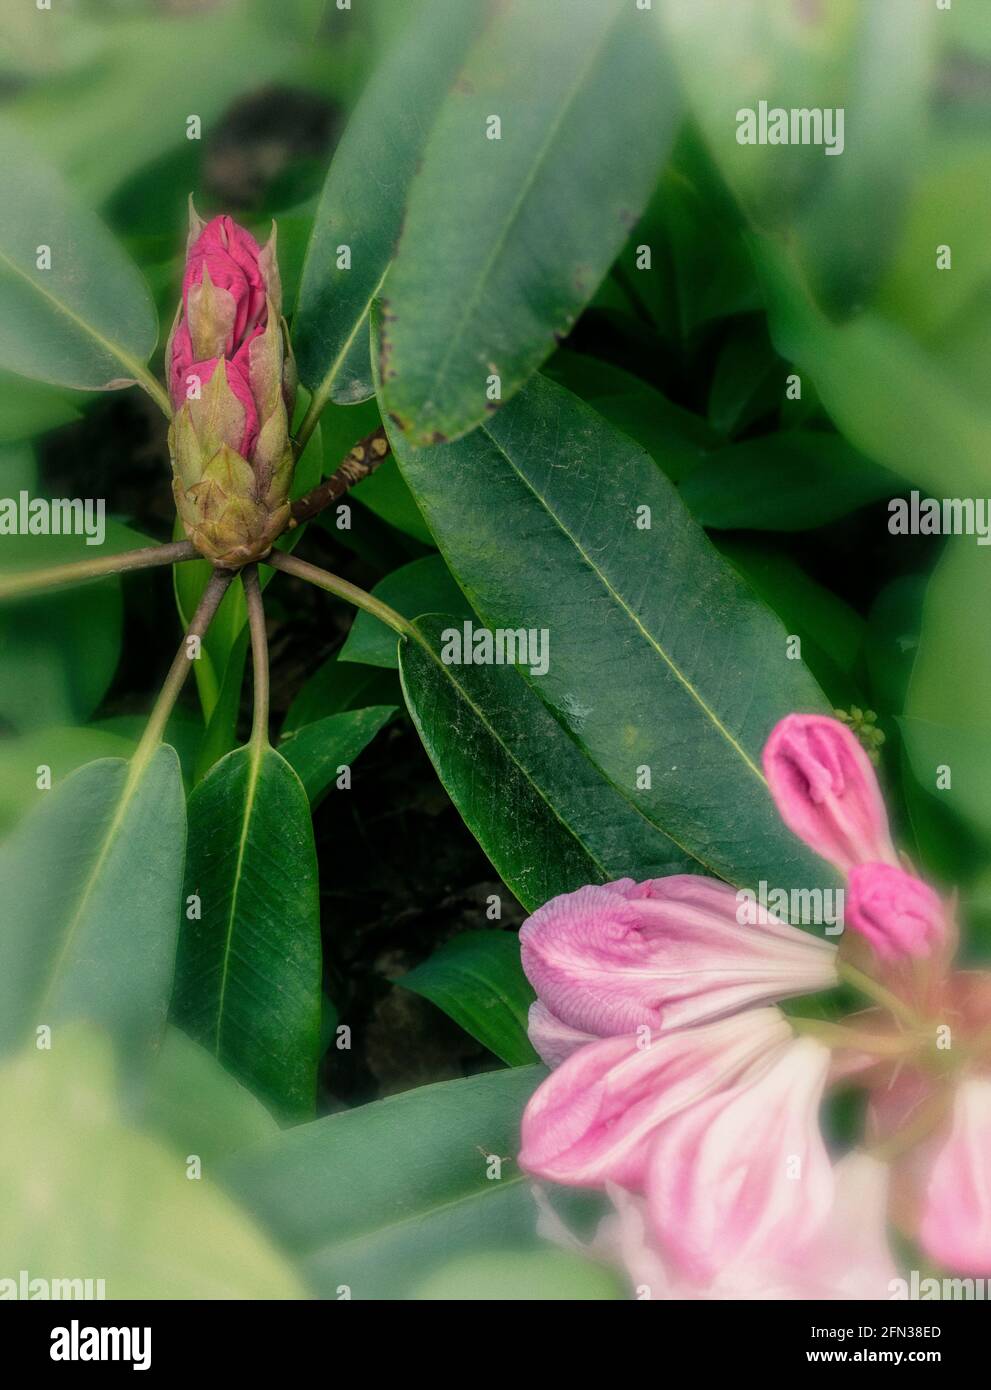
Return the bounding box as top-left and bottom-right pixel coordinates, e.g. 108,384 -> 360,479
518,714 -> 991,1297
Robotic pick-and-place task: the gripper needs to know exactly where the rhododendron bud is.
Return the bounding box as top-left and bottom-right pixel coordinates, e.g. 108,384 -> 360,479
918,1078 -> 991,1275
519,1007 -> 790,1189
646,1036 -> 833,1283
520,876 -> 837,1040
166,207 -> 296,568
846,863 -> 947,962
763,714 -> 898,874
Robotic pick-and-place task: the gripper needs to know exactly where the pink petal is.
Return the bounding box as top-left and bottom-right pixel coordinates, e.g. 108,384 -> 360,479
763,714 -> 897,874
183,215 -> 267,354
527,1001 -> 597,1068
646,1036 -> 833,1283
519,876 -> 836,1039
919,1078 -> 991,1276
519,1007 -> 790,1189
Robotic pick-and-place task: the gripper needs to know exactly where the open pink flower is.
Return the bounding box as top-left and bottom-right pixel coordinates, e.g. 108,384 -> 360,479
519,1008 -> 791,1189
645,1037 -> 833,1281
918,1079 -> 991,1275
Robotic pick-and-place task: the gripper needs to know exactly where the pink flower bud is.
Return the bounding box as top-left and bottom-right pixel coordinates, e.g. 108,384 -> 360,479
846,863 -> 947,961
763,714 -> 898,874
918,1079 -> 991,1275
166,209 -> 296,568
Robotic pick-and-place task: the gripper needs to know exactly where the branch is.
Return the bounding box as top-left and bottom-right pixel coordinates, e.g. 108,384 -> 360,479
131,568 -> 235,765
289,426 -> 391,527
0,540 -> 199,602
263,548 -> 413,637
242,565 -> 270,750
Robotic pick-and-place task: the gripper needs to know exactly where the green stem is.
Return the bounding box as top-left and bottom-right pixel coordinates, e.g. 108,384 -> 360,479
0,540 -> 198,601
135,369 -> 173,420
242,566 -> 270,750
130,569 -> 234,775
790,1016 -> 915,1057
837,959 -> 919,1030
264,549 -> 415,637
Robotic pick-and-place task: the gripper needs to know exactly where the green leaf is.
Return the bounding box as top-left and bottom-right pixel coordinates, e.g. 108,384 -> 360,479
379,0 -> 680,444
293,0 -> 487,406
0,747 -> 185,1057
679,433 -> 897,532
0,522 -> 150,731
411,1248 -> 624,1301
903,540 -> 991,854
173,744 -> 321,1122
396,931 -> 537,1067
0,372 -> 83,441
0,1026 -> 303,1299
388,372 -> 835,891
339,554 -> 469,669
282,653 -> 401,736
400,615 -> 696,911
714,538 -> 865,707
221,1066 -> 547,1299
351,456 -> 434,546
0,724 -> 135,835
278,705 -> 396,805
753,236 -> 991,499
0,119 -> 157,391
6,6 -> 295,203
140,1026 -> 279,1167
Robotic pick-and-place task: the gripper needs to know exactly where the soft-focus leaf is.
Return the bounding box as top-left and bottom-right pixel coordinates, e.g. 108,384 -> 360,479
140,1026 -> 279,1167
0,725 -> 135,835
0,747 -> 185,1057
412,1248 -> 624,1301
395,931 -> 537,1067
0,1028 -> 302,1299
221,1066 -> 547,1300
0,120 -> 157,390
380,0 -> 679,444
173,744 -> 321,1121
282,652 -> 400,736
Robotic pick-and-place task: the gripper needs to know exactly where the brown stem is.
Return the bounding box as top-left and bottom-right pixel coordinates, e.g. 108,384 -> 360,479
289,426 -> 391,527
0,540 -> 199,602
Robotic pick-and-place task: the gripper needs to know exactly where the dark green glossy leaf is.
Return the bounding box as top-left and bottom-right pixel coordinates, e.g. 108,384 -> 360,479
380,0 -> 679,444
340,554 -> 469,669
221,1066 -> 548,1300
396,931 -> 537,1067
173,744 -> 321,1122
400,614 -> 697,910
680,432 -> 898,531
278,705 -> 395,805
389,373 -> 835,891
0,747 -> 185,1057
293,0 -> 487,405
